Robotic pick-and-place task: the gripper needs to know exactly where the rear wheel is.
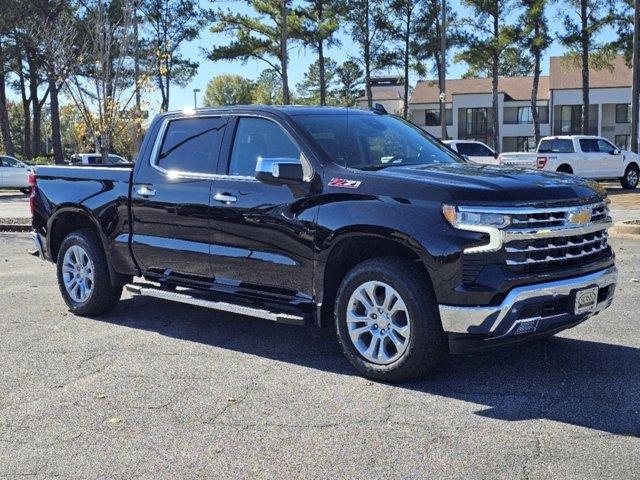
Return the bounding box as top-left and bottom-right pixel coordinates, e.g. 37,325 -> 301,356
56,229 -> 122,315
335,257 -> 446,382
557,164 -> 573,174
621,164 -> 639,189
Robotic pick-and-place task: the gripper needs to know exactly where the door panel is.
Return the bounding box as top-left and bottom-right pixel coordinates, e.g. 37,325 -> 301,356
131,116 -> 228,282
208,179 -> 316,298
597,139 -> 622,177
208,116 -> 316,299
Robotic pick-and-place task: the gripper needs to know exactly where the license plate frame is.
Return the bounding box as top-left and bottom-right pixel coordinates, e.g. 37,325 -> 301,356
571,286 -> 599,315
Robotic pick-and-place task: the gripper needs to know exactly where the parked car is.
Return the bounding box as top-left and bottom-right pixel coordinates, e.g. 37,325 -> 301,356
70,153 -> 130,165
0,155 -> 31,194
444,140 -> 499,165
498,135 -> 640,189
29,107 -> 617,382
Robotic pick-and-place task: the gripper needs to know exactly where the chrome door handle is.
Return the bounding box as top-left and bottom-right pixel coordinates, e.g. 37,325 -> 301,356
135,185 -> 156,197
213,193 -> 237,204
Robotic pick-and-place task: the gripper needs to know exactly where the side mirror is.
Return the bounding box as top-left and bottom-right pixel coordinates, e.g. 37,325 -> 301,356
611,149 -> 621,155
255,157 -> 305,185
493,152 -> 499,159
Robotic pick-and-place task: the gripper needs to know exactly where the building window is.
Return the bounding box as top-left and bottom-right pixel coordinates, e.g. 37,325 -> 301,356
516,136 -> 537,152
425,108 -> 452,126
616,104 -> 631,124
463,108 -> 489,135
514,106 -> 549,124
615,134 -> 630,150
560,105 -> 583,134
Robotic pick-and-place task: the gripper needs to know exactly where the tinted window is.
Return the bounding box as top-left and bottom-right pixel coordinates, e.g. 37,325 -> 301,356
158,117 -> 227,173
294,113 -> 461,170
473,144 -> 494,156
596,139 -> 615,153
456,143 -> 474,156
2,157 -> 20,167
538,139 -> 574,153
229,117 -> 301,177
579,139 -> 598,153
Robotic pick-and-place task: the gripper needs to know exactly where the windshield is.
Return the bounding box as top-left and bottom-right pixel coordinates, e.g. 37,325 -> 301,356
293,113 -> 463,170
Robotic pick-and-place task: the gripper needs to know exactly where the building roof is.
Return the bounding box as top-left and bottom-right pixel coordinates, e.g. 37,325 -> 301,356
410,76 -> 550,104
549,55 -> 632,90
357,87 -> 405,102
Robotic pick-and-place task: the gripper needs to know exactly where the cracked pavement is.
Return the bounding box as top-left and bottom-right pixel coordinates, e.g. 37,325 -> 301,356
1,232 -> 639,479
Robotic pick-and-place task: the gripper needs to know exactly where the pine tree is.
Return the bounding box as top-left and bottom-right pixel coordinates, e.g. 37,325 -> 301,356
209,0 -> 303,105
558,0 -> 614,134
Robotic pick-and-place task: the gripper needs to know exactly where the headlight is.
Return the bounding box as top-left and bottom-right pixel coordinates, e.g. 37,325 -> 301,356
442,204 -> 508,253
442,205 -> 511,228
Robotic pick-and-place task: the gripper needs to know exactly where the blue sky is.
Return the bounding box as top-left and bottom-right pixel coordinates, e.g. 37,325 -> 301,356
7,0 -> 618,115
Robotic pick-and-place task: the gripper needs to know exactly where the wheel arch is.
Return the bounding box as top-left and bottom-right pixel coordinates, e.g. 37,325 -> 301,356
47,207 -> 126,287
557,164 -> 573,174
315,227 -> 435,327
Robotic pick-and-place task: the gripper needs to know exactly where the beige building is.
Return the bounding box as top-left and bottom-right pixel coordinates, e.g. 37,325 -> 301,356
356,77 -> 407,115
407,55 -> 636,153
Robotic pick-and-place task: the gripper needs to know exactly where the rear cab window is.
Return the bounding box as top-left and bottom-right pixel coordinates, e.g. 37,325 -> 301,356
538,139 -> 575,154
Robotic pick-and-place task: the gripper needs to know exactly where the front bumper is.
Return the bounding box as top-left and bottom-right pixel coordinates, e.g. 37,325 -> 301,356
439,266 -> 617,350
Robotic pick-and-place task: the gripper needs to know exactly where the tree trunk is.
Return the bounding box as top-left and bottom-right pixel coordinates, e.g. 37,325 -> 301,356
133,1 -> 143,148
49,80 -> 64,165
403,8 -> 410,119
364,0 -> 373,109
18,70 -> 32,159
0,44 -> 15,157
440,0 -> 447,139
631,0 -> 640,153
28,51 -> 43,157
491,13 -> 500,151
531,25 -> 541,145
281,0 -> 290,105
580,0 -> 590,135
319,40 -> 326,106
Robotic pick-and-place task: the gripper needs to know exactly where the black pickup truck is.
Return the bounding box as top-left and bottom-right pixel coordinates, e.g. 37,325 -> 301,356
30,106 -> 617,381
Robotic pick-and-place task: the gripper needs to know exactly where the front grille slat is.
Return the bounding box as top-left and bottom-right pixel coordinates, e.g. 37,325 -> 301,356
502,201 -> 612,275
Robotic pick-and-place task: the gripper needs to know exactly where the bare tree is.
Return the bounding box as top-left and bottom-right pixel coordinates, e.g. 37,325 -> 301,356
64,0 -> 140,162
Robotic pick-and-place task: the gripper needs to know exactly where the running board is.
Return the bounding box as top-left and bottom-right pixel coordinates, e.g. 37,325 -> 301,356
125,284 -> 308,326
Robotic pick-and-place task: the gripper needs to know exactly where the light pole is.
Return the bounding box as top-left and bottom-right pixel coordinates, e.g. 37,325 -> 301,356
193,88 -> 201,109
631,0 -> 639,153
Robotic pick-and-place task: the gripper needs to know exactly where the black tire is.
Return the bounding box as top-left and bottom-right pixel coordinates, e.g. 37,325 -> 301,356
56,229 -> 122,316
557,165 -> 573,174
19,188 -> 30,195
334,257 -> 447,382
620,164 -> 639,189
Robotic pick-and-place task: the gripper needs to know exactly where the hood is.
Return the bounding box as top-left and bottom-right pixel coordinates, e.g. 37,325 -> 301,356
374,162 -> 604,205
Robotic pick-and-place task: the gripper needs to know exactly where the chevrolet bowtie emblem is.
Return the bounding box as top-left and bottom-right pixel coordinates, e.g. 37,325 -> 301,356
567,208 -> 592,226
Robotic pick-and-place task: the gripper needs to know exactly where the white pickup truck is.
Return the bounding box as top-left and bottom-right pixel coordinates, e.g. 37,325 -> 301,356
498,135 -> 640,189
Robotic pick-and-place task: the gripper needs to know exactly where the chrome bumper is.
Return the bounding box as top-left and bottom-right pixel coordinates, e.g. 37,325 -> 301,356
439,266 -> 617,336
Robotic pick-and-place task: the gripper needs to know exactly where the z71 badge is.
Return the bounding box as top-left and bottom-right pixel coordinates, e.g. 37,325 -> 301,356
328,178 -> 362,189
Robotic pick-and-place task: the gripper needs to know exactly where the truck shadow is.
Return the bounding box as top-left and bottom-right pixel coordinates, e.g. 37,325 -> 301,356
102,296 -> 640,437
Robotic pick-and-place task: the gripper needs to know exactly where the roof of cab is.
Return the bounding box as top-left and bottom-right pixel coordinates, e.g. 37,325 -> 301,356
159,105 -> 375,118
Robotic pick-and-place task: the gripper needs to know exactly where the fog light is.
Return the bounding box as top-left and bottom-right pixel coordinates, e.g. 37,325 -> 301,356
512,319 -> 539,335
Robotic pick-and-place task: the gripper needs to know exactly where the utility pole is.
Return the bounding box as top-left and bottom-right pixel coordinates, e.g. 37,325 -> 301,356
631,0 -> 639,153
439,0 -> 447,140
193,88 -> 201,109
133,0 -> 142,149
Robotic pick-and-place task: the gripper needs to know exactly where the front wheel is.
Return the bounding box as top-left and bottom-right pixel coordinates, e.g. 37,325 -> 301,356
56,229 -> 122,315
621,164 -> 639,189
334,257 -> 446,382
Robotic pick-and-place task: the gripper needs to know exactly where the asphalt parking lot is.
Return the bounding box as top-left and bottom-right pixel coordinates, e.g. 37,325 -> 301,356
1,230 -> 639,478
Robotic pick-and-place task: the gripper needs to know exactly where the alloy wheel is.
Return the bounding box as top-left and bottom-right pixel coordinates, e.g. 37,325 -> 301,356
62,245 -> 94,303
346,280 -> 411,365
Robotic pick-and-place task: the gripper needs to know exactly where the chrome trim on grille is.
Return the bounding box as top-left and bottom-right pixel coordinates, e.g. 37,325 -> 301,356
505,231 -> 607,253
502,218 -> 612,242
457,201 -> 607,215
505,243 -> 609,265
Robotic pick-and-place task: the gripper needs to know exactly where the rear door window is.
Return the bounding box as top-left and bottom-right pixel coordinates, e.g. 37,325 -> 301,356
579,139 -> 598,153
538,139 -> 574,153
157,117 -> 228,174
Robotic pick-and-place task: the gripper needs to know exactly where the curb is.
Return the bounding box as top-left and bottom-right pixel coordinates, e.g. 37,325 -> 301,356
613,220 -> 640,236
0,224 -> 31,232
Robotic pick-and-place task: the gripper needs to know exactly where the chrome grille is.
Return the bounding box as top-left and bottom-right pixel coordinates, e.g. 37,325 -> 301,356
503,201 -> 611,273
